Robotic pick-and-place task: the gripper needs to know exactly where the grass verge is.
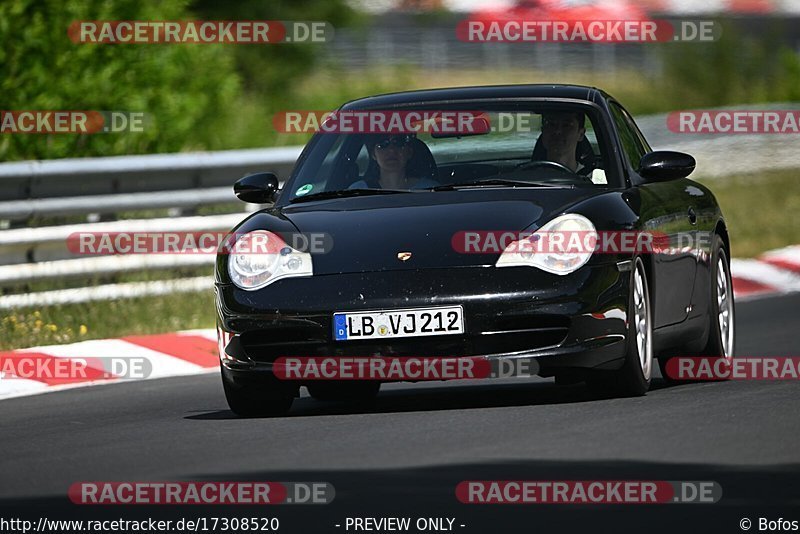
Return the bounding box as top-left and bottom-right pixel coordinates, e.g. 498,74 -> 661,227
1,289 -> 214,351
696,167 -> 800,259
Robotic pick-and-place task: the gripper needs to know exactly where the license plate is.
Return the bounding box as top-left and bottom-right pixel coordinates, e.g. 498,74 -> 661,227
333,306 -> 464,341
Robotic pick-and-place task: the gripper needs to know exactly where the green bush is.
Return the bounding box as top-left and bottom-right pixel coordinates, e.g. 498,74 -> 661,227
0,0 -> 363,160
0,0 -> 243,160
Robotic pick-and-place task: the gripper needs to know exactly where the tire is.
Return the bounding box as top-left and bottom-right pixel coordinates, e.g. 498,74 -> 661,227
658,234 -> 734,381
306,381 -> 381,402
702,236 -> 735,359
587,256 -> 653,396
221,369 -> 294,417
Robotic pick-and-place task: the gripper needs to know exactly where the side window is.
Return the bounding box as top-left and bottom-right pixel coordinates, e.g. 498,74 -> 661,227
618,104 -> 652,154
610,102 -> 646,170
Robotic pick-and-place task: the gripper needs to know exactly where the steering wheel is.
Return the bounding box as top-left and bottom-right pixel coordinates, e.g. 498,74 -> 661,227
515,160 -> 575,174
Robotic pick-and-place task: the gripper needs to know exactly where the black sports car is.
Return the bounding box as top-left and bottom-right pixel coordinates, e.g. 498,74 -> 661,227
215,84 -> 735,416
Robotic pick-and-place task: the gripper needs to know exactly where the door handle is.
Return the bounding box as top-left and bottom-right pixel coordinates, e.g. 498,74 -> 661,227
688,207 -> 697,225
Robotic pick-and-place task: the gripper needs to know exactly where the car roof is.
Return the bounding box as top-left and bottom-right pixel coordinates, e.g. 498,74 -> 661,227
340,84 -> 609,110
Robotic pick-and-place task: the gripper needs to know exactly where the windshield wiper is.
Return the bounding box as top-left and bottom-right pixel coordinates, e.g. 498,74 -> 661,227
430,179 -> 564,191
289,188 -> 409,204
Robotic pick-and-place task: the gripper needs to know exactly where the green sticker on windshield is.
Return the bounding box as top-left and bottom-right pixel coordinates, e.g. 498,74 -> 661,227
295,184 -> 313,196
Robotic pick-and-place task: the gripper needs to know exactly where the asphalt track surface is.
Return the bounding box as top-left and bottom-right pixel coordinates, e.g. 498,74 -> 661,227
1,294 -> 799,533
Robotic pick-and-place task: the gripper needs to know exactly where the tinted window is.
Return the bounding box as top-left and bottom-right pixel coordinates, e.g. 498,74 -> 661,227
282,103 -> 620,204
610,102 -> 646,170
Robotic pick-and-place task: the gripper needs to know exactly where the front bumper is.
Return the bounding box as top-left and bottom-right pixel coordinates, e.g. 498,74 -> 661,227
216,263 -> 630,381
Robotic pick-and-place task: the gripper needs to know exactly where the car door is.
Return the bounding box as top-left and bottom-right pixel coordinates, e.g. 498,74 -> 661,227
609,101 -> 698,328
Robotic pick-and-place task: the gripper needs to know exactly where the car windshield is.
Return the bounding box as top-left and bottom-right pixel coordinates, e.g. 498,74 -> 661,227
281,103 -> 617,204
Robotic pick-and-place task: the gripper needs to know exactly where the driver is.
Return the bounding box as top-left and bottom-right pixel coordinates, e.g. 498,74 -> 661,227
539,111 -> 586,173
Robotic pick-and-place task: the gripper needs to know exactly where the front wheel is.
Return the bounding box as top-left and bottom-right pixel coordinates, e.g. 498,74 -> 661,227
221,369 -> 294,417
587,257 -> 653,396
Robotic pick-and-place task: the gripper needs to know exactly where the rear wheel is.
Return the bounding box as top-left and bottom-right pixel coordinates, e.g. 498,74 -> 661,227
306,381 -> 381,402
704,238 -> 735,360
221,369 -> 294,417
587,257 -> 652,396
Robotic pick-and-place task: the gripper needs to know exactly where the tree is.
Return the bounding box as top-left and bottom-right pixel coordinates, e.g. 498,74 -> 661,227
0,0 -> 241,160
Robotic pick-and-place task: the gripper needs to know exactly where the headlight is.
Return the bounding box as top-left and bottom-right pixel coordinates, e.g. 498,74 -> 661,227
495,214 -> 596,275
227,230 -> 313,290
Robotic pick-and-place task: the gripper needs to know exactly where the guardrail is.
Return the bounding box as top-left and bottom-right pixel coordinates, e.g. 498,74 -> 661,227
0,213 -> 247,265
0,147 -> 302,309
0,146 -> 302,217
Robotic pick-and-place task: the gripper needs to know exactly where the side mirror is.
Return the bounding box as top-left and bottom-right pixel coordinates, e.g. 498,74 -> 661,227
234,172 -> 279,204
638,151 -> 695,182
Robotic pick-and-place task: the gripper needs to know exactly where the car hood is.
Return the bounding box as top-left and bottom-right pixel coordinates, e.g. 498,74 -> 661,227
266,188 -> 597,275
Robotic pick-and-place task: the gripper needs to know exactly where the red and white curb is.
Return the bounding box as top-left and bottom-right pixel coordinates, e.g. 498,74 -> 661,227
0,329 -> 218,400
2,246 -> 799,401
731,245 -> 800,300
